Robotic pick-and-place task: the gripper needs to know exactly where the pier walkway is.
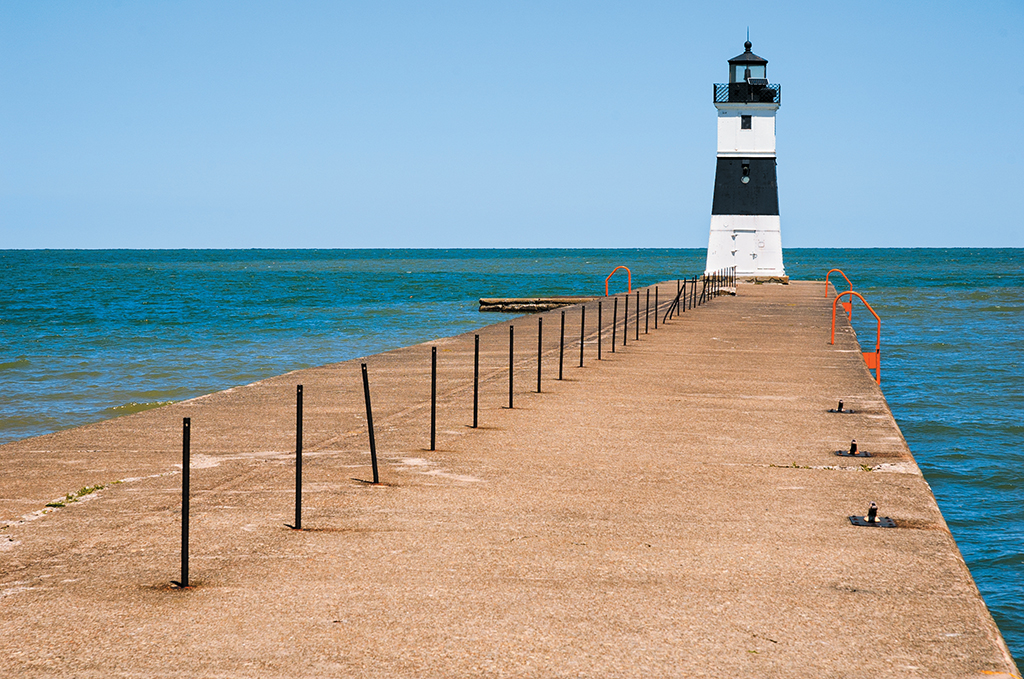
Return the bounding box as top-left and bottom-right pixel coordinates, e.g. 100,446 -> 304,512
1,281 -> 1018,677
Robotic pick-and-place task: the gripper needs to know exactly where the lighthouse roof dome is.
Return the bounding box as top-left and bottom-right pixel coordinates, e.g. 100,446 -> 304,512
728,40 -> 768,65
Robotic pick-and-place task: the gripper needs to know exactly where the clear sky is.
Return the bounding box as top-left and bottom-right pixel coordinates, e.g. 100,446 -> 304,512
2,1 -> 1022,249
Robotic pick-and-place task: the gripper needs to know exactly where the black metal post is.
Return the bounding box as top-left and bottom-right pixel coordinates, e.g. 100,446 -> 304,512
430,346 -> 437,451
635,290 -> 640,340
663,281 -> 684,325
292,385 -> 302,529
508,325 -> 514,408
536,318 -> 543,393
174,417 -> 190,588
597,301 -> 602,360
579,306 -> 586,367
675,279 -> 680,318
361,363 -> 379,484
558,311 -> 565,380
611,298 -> 617,353
623,294 -> 628,346
472,334 -> 479,428
654,287 -> 658,329
645,289 -> 650,334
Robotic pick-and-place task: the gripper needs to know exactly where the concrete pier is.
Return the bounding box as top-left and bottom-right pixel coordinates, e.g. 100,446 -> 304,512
479,296 -> 598,312
1,281 -> 1018,677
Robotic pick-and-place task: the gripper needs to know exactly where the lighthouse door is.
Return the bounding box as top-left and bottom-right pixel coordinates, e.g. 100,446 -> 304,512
733,229 -> 758,274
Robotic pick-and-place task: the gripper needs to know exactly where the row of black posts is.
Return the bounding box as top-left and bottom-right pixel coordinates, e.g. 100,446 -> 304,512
172,268 -> 735,587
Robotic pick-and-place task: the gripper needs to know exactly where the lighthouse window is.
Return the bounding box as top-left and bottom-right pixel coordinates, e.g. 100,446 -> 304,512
741,115 -> 752,129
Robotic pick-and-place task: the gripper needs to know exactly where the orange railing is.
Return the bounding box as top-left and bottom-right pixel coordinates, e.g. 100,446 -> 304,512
825,268 -> 854,319
831,291 -> 881,384
604,266 -> 632,296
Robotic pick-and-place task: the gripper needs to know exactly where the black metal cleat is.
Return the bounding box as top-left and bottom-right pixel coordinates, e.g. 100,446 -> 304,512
835,439 -> 872,457
849,502 -> 896,528
828,399 -> 855,414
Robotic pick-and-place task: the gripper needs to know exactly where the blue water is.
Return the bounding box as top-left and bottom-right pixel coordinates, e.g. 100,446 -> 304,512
1,248 -> 1021,664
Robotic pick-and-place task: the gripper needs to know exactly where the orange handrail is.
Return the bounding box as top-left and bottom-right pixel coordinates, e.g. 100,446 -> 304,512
605,266 -> 632,296
826,268 -> 855,319
825,269 -> 853,297
831,291 -> 881,384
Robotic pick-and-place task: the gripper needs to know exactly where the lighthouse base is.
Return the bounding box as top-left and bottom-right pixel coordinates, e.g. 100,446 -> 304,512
705,214 -> 785,277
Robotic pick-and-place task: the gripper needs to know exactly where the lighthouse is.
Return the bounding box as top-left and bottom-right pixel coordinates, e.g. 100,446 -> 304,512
705,39 -> 786,280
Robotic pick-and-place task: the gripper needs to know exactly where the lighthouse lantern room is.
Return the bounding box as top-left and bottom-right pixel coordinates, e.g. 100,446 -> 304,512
705,39 -> 786,279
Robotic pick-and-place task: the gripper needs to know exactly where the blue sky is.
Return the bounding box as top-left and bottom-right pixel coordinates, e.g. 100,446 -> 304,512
1,1 -> 1021,249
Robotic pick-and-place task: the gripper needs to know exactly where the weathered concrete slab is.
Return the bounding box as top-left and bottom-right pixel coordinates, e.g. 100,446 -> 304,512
479,296 -> 598,312
1,281 -> 1018,678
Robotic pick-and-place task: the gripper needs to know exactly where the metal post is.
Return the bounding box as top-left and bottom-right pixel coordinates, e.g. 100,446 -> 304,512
654,287 -> 658,329
623,294 -> 628,346
174,417 -> 190,588
536,317 -> 543,393
663,281 -> 683,324
430,346 -> 437,451
558,311 -> 565,380
472,334 -> 479,428
292,385 -> 302,529
611,298 -> 617,353
508,325 -> 514,409
361,363 -> 379,484
635,290 -> 640,341
597,301 -> 602,360
675,279 -> 680,318
645,289 -> 650,334
579,306 -> 586,367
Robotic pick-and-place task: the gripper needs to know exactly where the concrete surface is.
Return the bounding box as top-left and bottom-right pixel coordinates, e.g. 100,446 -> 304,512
1,281 -> 1018,678
479,297 -> 598,312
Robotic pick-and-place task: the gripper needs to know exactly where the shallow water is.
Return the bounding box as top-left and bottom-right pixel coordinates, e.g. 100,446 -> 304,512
1,247 -> 1021,664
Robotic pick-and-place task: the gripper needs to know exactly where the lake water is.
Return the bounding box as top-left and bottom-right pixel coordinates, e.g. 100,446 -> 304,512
1,247 -> 1020,664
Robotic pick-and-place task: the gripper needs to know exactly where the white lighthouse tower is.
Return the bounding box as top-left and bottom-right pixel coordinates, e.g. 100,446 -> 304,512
705,39 -> 786,280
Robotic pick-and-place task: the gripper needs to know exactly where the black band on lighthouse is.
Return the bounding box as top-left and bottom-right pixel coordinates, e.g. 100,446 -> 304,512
711,158 -> 779,216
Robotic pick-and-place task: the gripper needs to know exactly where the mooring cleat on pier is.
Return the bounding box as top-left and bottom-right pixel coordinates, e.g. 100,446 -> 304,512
849,502 -> 896,528
835,438 -> 872,457
828,399 -> 855,414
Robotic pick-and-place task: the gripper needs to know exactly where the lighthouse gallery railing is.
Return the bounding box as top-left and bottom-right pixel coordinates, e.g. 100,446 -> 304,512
713,83 -> 781,104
